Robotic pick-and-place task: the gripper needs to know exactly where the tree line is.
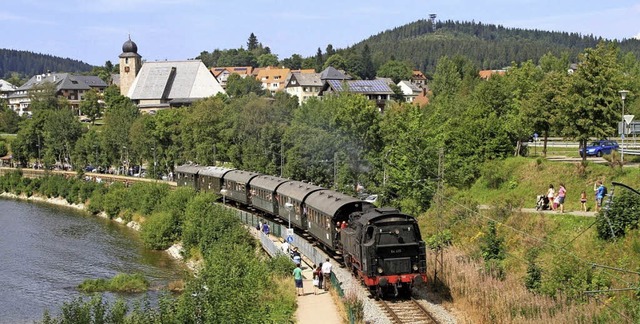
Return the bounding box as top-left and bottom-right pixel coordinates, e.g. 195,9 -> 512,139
0,49 -> 93,80
4,41 -> 638,216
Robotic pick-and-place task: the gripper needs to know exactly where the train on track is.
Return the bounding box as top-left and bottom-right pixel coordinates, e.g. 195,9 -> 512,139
175,164 -> 427,298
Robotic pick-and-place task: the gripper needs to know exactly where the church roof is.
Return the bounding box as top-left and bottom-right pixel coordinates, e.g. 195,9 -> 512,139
128,60 -> 225,100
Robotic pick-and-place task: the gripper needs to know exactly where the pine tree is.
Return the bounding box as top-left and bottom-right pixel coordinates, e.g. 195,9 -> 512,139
247,33 -> 259,51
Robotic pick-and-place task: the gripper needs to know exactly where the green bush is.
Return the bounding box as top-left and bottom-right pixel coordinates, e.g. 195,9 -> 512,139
87,185 -> 108,215
0,141 -> 7,157
141,211 -> 178,250
597,190 -> 640,240
128,182 -> 170,215
102,182 -> 130,218
481,161 -> 510,189
182,193 -> 254,256
267,254 -> 296,277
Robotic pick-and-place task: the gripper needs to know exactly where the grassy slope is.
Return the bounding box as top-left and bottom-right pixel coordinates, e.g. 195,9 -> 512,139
420,156 -> 640,321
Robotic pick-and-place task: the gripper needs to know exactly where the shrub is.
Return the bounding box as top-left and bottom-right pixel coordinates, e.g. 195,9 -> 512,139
267,255 -> 296,277
481,160 -> 510,189
343,290 -> 364,323
102,182 -> 130,218
596,190 -> 640,240
128,182 -> 170,215
87,185 -> 108,214
141,211 -> 178,250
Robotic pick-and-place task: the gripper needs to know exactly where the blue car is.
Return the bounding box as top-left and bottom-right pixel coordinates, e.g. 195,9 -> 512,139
579,140 -> 619,157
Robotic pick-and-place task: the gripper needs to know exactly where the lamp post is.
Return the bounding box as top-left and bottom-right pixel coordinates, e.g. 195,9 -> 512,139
285,202 -> 293,229
220,189 -> 228,205
620,90 -> 629,163
122,145 -> 128,175
151,146 -> 157,181
36,134 -> 41,169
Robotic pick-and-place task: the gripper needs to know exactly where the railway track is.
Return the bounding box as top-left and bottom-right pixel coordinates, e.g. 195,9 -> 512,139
377,297 -> 438,324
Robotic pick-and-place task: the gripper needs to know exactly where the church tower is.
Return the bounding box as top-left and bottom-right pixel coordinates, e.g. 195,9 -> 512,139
118,36 -> 142,97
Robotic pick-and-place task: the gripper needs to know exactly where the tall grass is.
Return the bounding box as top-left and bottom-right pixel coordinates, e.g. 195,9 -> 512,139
78,273 -> 149,293
429,247 -> 601,323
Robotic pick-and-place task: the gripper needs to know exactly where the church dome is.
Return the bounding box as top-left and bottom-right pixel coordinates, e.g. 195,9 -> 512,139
122,38 -> 138,54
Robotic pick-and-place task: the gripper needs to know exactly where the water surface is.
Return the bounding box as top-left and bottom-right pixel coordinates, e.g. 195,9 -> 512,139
0,199 -> 184,323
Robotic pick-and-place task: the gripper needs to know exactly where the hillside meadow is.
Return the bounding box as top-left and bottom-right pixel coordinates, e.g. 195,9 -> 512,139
420,156 -> 640,322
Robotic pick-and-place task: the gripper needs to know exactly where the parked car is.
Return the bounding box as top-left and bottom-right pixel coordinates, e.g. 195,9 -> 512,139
579,140 -> 619,157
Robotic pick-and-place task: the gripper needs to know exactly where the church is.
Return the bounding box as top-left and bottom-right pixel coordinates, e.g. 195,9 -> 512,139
118,37 -> 225,112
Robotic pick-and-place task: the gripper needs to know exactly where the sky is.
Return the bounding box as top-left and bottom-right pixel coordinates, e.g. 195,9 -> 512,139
2,0 -> 640,67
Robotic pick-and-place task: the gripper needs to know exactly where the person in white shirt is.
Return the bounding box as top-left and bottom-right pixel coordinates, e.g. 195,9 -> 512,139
321,258 -> 332,291
281,241 -> 290,254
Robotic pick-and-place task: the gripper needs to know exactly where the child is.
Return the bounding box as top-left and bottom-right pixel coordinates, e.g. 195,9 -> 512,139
580,190 -> 587,212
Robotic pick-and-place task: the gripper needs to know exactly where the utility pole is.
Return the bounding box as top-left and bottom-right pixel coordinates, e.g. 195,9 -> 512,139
433,148 -> 444,290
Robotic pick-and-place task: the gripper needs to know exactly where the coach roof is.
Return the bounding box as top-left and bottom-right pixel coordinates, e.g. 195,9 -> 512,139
305,189 -> 372,217
276,180 -> 325,202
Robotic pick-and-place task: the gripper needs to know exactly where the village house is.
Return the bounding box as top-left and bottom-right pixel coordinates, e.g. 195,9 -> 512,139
7,73 -> 107,116
319,79 -> 393,110
411,70 -> 427,88
255,66 -> 291,95
284,71 -> 322,105
211,66 -> 254,89
0,80 -> 17,101
397,80 -> 422,103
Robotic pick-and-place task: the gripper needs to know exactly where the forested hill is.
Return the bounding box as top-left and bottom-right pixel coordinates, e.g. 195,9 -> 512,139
0,49 -> 93,79
348,19 -> 640,73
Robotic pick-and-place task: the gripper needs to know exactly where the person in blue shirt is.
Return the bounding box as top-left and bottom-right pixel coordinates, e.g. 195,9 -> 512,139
595,180 -> 606,212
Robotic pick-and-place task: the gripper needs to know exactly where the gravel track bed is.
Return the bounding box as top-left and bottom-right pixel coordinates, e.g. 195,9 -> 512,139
333,265 -> 457,324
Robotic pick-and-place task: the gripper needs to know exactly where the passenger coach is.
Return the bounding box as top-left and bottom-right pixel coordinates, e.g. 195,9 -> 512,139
198,166 -> 234,194
248,175 -> 289,215
275,181 -> 324,230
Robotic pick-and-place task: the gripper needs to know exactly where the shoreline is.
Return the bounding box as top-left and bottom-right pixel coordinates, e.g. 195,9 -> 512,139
0,192 -> 190,268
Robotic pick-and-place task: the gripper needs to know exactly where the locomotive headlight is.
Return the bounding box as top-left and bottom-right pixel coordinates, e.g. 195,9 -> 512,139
412,264 -> 419,271
377,267 -> 384,274
394,229 -> 400,235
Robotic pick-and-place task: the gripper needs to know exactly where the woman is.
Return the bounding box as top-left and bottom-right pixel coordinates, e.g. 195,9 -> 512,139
557,183 -> 566,213
314,263 -> 323,294
547,184 -> 555,211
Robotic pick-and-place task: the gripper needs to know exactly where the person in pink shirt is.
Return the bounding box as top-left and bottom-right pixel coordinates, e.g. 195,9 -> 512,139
557,183 -> 566,213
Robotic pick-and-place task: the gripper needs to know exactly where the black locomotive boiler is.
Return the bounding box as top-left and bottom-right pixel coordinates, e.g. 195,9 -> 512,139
340,207 -> 427,298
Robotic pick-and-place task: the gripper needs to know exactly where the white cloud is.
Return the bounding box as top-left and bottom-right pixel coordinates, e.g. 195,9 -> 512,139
634,33 -> 640,40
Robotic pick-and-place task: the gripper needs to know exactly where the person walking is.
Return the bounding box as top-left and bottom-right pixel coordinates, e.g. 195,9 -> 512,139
312,264 -> 320,295
314,263 -> 323,294
321,258 -> 332,291
293,264 -> 304,296
547,184 -> 556,211
557,183 -> 566,213
580,190 -> 588,212
595,181 -> 606,212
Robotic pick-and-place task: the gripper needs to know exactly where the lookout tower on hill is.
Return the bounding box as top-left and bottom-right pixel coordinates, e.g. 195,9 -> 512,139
119,36 -> 142,96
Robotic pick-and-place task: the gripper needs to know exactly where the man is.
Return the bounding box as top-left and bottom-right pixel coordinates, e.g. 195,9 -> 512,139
293,264 -> 304,296
321,258 -> 332,291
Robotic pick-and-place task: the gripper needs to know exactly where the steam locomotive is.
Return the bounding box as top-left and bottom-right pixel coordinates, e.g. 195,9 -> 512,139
175,165 -> 427,297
